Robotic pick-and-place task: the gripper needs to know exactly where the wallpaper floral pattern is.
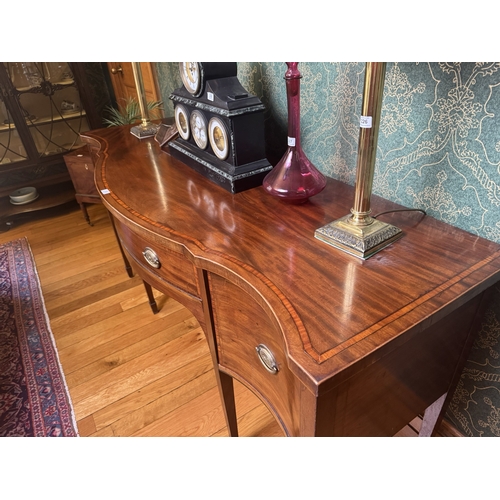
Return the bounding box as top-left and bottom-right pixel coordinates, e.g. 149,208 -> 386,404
156,62 -> 500,436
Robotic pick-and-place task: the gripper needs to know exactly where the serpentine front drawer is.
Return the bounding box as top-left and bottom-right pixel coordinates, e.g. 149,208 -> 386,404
208,272 -> 302,435
112,216 -> 201,299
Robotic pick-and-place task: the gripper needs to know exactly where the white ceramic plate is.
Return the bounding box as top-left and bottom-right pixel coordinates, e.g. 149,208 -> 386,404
10,194 -> 39,205
9,186 -> 38,203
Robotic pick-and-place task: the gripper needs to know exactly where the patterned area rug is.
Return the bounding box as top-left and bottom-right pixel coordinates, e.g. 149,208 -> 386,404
0,237 -> 78,436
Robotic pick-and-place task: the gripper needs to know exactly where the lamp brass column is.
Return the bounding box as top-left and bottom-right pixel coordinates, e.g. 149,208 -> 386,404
130,62 -> 159,139
315,62 -> 402,259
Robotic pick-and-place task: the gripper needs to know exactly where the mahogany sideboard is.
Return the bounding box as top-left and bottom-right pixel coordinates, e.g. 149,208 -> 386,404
82,125 -> 500,437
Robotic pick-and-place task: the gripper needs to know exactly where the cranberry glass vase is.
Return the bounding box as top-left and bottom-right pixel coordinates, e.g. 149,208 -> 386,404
263,62 -> 326,204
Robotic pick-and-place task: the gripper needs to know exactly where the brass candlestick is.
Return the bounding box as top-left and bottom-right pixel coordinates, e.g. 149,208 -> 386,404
130,62 -> 159,139
315,62 -> 402,259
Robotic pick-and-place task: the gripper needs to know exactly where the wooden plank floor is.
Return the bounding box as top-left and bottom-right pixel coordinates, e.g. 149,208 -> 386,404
0,201 -> 457,437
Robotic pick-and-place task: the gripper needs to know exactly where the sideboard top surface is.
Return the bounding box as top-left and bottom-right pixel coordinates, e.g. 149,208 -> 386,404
83,125 -> 500,387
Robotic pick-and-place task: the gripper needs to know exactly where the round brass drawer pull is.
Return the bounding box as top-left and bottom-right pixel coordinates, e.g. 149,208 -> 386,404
255,344 -> 279,374
142,247 -> 161,269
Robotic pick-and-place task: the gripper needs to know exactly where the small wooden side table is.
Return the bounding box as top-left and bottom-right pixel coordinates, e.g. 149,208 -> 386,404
63,146 -> 101,226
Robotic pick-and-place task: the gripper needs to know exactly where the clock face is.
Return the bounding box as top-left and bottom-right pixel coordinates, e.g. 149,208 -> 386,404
209,117 -> 229,160
190,110 -> 208,150
174,104 -> 190,140
179,62 -> 201,95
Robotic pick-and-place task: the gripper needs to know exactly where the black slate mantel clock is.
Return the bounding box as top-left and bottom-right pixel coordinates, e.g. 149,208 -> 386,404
168,62 -> 272,193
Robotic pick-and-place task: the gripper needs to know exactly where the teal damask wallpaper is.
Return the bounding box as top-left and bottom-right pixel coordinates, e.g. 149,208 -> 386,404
155,62 -> 500,436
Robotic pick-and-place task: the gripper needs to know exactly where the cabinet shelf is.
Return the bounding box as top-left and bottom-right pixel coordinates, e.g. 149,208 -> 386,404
27,110 -> 87,127
0,110 -> 87,133
0,122 -> 16,132
14,78 -> 75,93
0,181 -> 76,231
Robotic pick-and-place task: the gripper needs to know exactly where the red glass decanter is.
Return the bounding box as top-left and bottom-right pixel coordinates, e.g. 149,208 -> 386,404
263,62 -> 326,204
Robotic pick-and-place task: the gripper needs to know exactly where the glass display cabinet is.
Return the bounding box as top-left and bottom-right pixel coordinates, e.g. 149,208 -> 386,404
0,62 -> 102,198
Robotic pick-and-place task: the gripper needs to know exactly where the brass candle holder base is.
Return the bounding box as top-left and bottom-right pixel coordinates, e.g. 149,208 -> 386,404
130,122 -> 160,139
315,215 -> 402,260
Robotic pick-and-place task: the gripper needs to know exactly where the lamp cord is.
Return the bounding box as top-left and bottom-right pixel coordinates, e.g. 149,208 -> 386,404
372,208 -> 427,219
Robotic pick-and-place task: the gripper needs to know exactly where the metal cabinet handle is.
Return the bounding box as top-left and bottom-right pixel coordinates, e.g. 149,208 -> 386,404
142,247 -> 160,269
110,66 -> 123,74
255,344 -> 279,374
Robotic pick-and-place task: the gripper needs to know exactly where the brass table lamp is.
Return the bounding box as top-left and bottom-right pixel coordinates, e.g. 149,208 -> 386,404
130,62 -> 159,139
315,62 -> 402,259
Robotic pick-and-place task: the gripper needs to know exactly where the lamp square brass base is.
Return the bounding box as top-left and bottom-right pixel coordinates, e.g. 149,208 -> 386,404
130,123 -> 160,139
315,215 -> 403,260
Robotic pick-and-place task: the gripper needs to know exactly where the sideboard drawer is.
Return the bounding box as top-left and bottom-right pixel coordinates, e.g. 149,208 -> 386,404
113,217 -> 201,299
208,273 -> 302,436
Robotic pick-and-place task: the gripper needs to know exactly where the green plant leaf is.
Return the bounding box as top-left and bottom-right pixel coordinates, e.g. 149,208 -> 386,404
103,96 -> 163,127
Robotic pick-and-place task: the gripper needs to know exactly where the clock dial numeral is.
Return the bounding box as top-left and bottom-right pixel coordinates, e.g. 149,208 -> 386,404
179,62 -> 201,95
209,117 -> 229,160
175,104 -> 190,140
190,110 -> 208,150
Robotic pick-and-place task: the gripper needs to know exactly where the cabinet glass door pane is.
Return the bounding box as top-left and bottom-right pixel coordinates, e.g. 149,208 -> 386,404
5,62 -> 90,158
0,95 -> 27,165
